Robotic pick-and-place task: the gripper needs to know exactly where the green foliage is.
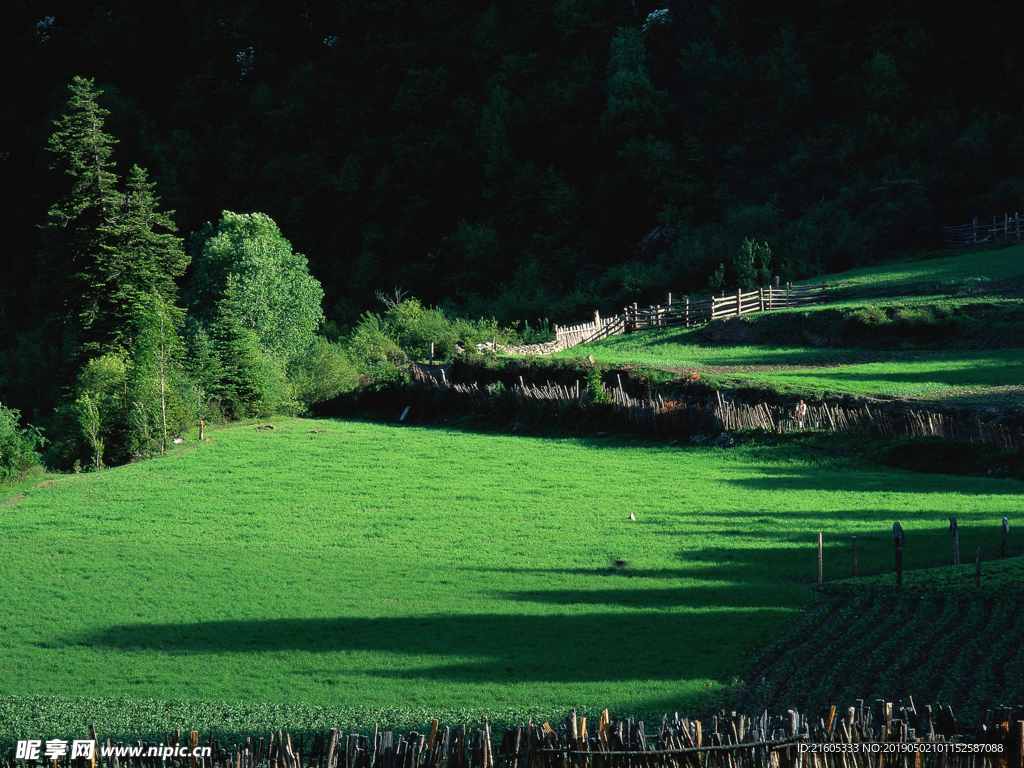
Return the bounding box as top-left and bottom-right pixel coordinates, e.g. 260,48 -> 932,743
365,360 -> 411,391
189,211 -> 325,364
708,263 -> 727,294
208,277 -> 295,418
520,319 -> 555,345
0,404 -> 44,484
72,353 -> 128,470
90,165 -> 190,354
43,76 -> 120,347
346,313 -> 407,371
733,239 -> 772,290
289,338 -> 360,409
345,298 -> 519,375
586,369 -> 609,404
601,28 -> 663,140
125,296 -> 195,458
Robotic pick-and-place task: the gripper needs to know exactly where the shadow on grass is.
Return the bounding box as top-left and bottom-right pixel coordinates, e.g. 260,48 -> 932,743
73,609 -> 793,684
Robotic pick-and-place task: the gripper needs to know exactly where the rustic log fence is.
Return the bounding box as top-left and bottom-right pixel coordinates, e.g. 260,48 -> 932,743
620,284 -> 829,335
12,702 -> 1024,768
498,284 -> 831,356
411,369 -> 1023,449
942,213 -> 1023,248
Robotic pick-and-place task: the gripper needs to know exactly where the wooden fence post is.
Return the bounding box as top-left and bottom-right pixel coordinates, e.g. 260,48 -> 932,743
685,297 -> 690,327
851,536 -> 857,577
632,303 -> 639,331
817,532 -> 823,584
1001,517 -> 1009,559
950,517 -> 959,566
975,547 -> 981,587
429,341 -> 435,364
736,288 -> 742,317
786,281 -> 792,307
759,287 -> 764,312
667,292 -> 672,306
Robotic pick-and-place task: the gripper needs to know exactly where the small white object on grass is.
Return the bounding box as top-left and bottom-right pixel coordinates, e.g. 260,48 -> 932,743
627,512 -> 636,521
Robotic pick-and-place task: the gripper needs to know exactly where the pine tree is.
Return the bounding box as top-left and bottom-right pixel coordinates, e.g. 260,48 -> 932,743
208,275 -> 269,418
93,165 -> 189,353
43,76 -> 119,335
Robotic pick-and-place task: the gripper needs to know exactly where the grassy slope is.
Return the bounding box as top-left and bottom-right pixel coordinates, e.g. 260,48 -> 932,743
795,245 -> 1024,297
1,418 -> 1022,736
741,558 -> 1024,720
553,247 -> 1024,403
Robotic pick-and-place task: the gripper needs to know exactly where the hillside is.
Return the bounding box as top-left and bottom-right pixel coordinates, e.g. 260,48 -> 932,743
552,247 -> 1024,407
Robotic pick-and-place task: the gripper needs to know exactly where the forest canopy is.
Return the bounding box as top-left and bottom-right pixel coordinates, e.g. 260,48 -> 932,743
1,1 -> 1023,470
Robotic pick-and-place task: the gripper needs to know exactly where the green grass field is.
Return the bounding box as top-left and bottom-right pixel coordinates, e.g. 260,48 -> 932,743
797,245 -> 1024,298
2,418 -> 1021,735
556,332 -> 1024,401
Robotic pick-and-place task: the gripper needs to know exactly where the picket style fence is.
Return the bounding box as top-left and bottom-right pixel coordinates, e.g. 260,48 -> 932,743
22,702 -> 1024,768
411,370 -> 1024,450
549,284 -> 829,353
942,212 -> 1023,248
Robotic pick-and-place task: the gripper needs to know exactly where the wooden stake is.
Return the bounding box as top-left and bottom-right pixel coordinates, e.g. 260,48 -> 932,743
817,532 -> 823,584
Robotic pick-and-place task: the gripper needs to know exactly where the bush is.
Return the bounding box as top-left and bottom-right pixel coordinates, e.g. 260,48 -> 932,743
587,370 -> 610,404
0,404 -> 45,484
347,313 -> 407,371
289,338 -> 360,409
364,360 -> 411,391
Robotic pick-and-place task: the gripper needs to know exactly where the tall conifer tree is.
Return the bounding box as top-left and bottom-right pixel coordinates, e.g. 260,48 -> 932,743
44,76 -> 119,338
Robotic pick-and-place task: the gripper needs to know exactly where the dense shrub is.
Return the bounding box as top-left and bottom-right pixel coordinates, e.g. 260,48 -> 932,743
289,338 -> 360,409
0,404 -> 44,484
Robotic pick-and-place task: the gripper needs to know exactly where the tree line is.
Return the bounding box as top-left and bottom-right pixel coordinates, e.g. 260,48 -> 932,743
0,78 -> 515,481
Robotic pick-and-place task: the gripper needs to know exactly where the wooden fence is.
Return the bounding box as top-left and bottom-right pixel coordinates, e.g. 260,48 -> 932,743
553,313 -> 627,349
547,285 -> 829,354
622,284 -> 829,334
18,702 -> 1024,768
942,213 -> 1023,248
412,370 -> 1023,449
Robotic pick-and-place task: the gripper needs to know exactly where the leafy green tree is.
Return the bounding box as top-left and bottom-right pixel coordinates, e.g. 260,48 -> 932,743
73,353 -> 129,470
129,295 -> 187,455
189,211 -> 325,364
0,404 -> 45,485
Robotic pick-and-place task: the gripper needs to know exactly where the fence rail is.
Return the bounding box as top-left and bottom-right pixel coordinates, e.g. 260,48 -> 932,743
539,284 -> 829,355
13,702 -> 1024,768
942,212 -> 1023,248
